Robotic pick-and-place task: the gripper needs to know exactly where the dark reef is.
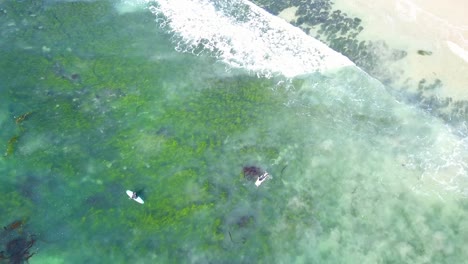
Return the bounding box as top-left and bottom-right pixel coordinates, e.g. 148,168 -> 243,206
417,50 -> 433,56
1,220 -> 37,264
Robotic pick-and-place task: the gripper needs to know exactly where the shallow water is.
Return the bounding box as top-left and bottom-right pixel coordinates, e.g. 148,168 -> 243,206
260,0 -> 468,133
0,0 -> 467,263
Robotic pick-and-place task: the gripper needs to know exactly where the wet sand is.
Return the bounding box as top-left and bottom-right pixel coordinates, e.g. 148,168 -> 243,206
278,0 -> 468,100
326,0 -> 468,100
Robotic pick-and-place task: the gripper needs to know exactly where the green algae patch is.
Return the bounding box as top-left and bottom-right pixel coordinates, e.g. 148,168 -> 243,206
1,0 -> 303,262
417,50 -> 433,56
4,135 -> 19,157
0,190 -> 34,222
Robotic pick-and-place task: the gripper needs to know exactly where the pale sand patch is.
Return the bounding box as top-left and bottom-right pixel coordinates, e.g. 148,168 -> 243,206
409,0 -> 467,27
277,6 -> 298,23
332,0 -> 468,100
447,41 -> 468,64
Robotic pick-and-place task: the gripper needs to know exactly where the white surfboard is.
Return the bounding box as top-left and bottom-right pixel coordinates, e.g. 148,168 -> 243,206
126,190 -> 144,204
255,172 -> 269,187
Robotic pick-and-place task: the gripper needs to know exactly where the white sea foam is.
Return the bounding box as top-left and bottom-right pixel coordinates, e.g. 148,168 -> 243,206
145,0 -> 353,78
115,0 -> 146,14
447,41 -> 468,64
413,124 -> 468,197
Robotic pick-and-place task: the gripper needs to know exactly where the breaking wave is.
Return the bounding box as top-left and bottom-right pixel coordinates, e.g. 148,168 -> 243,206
145,0 -> 353,78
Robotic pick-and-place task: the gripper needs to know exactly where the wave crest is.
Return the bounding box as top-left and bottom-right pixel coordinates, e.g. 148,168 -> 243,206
146,0 -> 353,77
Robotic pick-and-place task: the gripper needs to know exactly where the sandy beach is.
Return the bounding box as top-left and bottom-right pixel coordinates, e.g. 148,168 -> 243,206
279,0 -> 468,100
330,0 -> 468,99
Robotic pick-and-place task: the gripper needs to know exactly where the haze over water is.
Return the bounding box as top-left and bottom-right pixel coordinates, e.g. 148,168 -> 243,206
0,0 -> 466,263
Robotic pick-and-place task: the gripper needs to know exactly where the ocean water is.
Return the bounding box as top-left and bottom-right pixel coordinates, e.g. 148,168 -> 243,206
0,0 -> 467,263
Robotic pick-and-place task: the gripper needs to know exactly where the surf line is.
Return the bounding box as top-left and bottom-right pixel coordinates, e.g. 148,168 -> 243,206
146,0 -> 353,78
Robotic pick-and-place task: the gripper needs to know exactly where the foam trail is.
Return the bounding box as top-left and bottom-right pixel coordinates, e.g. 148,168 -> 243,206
145,0 -> 353,78
415,124 -> 468,197
447,41 -> 468,64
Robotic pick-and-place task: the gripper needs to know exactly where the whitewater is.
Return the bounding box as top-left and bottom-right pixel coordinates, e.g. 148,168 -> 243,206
145,0 -> 353,78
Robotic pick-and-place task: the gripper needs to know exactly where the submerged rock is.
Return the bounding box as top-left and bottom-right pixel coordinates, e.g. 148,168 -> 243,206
242,166 -> 264,181
236,215 -> 254,228
417,50 -> 433,56
1,220 -> 37,263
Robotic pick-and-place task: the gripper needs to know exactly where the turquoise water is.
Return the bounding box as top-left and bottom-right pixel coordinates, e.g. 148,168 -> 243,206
0,0 -> 467,263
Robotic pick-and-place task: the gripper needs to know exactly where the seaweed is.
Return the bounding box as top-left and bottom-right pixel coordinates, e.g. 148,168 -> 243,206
3,110 -> 37,156
236,215 -> 254,228
15,112 -> 33,125
417,50 -> 433,56
4,135 -> 19,157
3,235 -> 36,264
0,0 -> 298,261
1,219 -> 37,264
3,220 -> 24,233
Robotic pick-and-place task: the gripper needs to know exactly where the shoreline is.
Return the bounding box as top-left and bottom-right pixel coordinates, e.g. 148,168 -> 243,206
330,0 -> 468,100
277,0 -> 468,100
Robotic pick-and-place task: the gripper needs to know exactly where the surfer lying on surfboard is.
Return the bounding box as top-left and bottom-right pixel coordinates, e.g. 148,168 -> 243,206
255,172 -> 269,187
243,166 -> 270,187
